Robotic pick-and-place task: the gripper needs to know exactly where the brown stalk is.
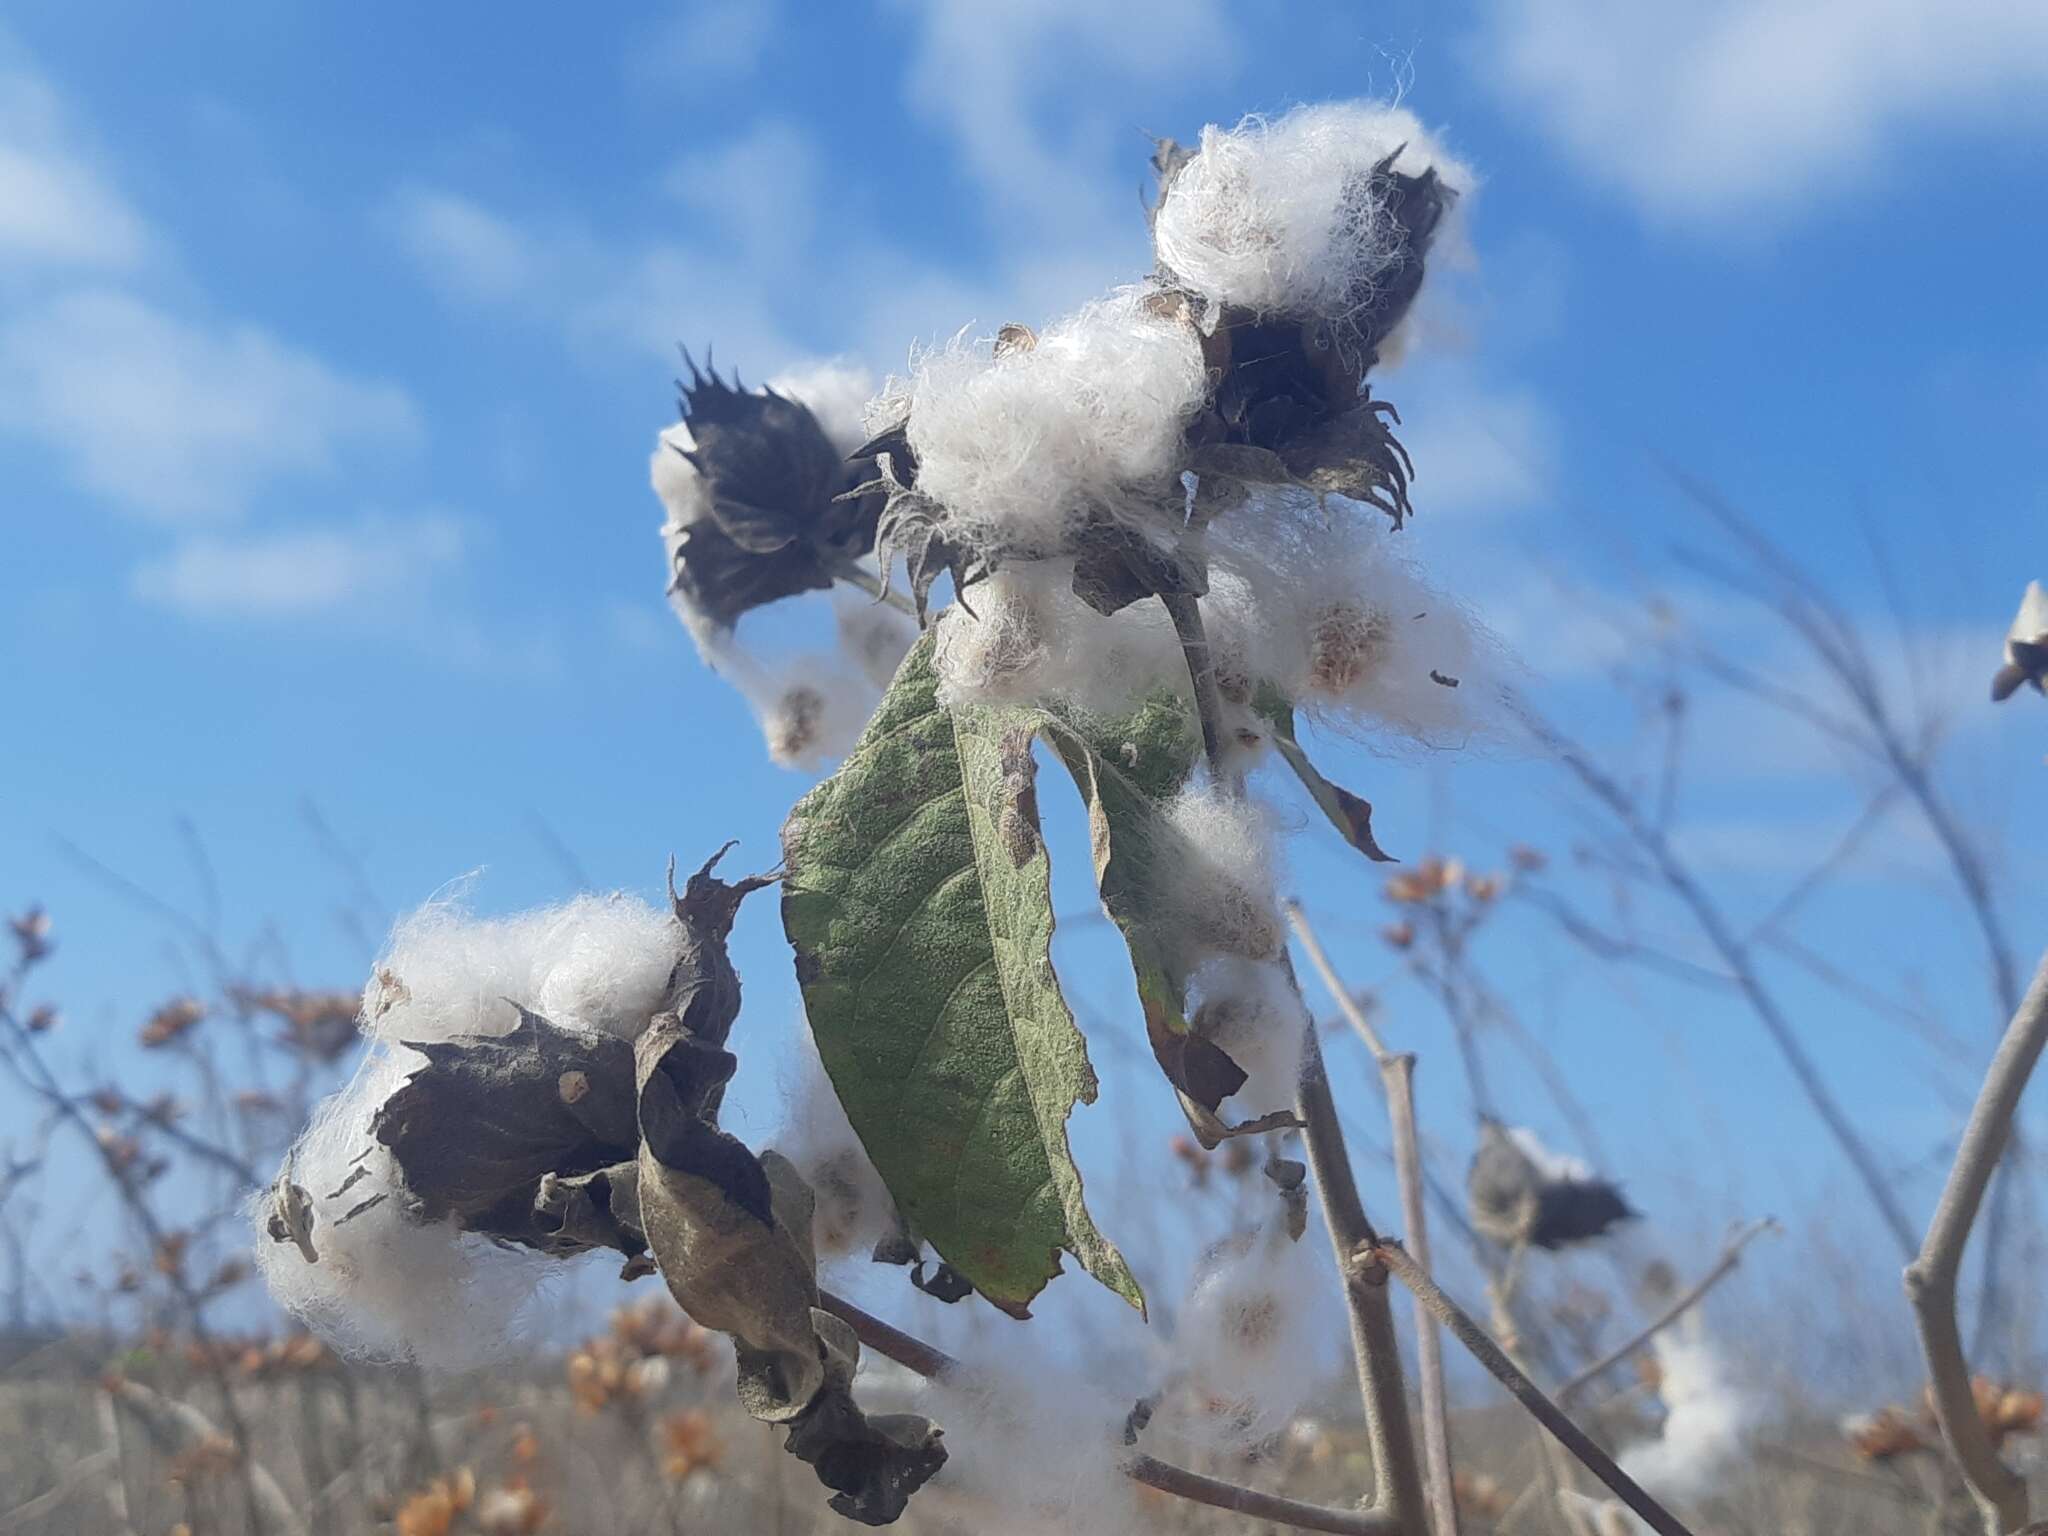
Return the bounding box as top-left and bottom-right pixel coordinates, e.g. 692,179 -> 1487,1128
1370,1240 -> 1698,1536
1904,947 -> 2048,1535
1289,899 -> 1458,1536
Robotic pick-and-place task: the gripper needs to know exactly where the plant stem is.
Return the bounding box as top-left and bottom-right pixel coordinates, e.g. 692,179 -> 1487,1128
1905,946 -> 2048,1535
1555,1218 -> 1778,1406
814,1288 -> 1402,1536
1371,1240 -> 1698,1536
1160,590 -> 1228,777
1290,900 -> 1457,1536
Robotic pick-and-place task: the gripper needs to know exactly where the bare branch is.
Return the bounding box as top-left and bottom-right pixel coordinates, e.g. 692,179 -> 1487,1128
1371,1240 -> 1698,1536
1905,947 -> 2048,1535
1555,1218 -> 1779,1406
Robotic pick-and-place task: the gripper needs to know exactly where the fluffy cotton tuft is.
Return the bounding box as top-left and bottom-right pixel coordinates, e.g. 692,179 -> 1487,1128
916,1362 -> 1142,1536
931,564 -> 1185,718
653,423 -> 721,657
1186,954 -> 1308,1119
1155,785 -> 1286,966
870,287 -> 1210,560
1617,1320 -> 1755,1502
773,1030 -> 894,1262
1205,500 -> 1509,748
367,891 -> 684,1047
1171,1220 -> 1332,1443
766,357 -> 878,457
1507,1124 -> 1594,1183
834,589 -> 918,693
1153,102 -> 1473,328
252,1048 -> 553,1369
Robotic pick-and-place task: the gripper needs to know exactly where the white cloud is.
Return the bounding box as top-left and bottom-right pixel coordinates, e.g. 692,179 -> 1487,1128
385,187 -> 540,305
0,66 -> 152,272
629,0 -> 780,89
1472,0 -> 2048,224
132,514 -> 465,619
888,0 -> 1233,257
0,288 -> 418,523
663,117 -> 818,258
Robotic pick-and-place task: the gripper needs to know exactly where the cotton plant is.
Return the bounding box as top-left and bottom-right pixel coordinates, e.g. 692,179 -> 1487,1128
251,102 -> 1692,1534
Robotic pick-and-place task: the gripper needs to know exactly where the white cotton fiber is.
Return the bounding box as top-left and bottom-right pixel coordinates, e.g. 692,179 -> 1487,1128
1155,785 -> 1286,966
1507,1124 -> 1594,1183
871,287 -> 1210,561
1153,102 -> 1472,329
251,1047 -> 553,1369
1205,499 -> 1508,748
1171,1219 -> 1332,1444
773,1029 -> 894,1262
368,890 -> 684,1047
917,1362 -> 1143,1536
766,357 -> 879,457
1617,1319 -> 1755,1503
653,423 -> 722,659
931,564 -> 1185,718
834,590 -> 918,693
1186,954 -> 1308,1120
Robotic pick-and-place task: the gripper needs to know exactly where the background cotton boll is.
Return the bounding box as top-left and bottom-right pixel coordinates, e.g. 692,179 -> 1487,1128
253,1048 -> 551,1368
743,654 -> 878,770
764,357 -> 877,457
1152,102 -> 1474,326
833,589 -> 918,692
367,892 -> 682,1046
916,1362 -> 1142,1536
1186,954 -> 1308,1117
1172,1219 -> 1332,1444
1617,1319 -> 1756,1503
773,1029 -> 893,1261
886,288 -> 1210,559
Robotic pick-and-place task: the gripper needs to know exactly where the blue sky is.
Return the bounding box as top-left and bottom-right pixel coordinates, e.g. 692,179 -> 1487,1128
4,1 -> 2047,1357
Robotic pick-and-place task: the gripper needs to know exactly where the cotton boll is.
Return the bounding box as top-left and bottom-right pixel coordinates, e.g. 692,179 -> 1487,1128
766,358 -> 878,458
917,1362 -> 1142,1536
1155,785 -> 1286,965
252,1048 -> 552,1369
746,654 -> 878,771
931,564 -> 1185,717
1172,1219 -> 1332,1444
1617,1319 -> 1755,1503
1186,955 -> 1307,1119
367,892 -> 683,1047
773,1030 -> 894,1262
653,424 -> 722,659
1153,102 -> 1473,333
876,287 -> 1210,562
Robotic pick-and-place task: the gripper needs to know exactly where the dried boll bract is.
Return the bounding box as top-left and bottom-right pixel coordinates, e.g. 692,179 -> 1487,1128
765,358 -> 877,457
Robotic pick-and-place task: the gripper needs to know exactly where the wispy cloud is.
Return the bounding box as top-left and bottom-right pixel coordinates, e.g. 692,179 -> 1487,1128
0,63 -> 153,273
385,187 -> 542,306
1471,0 -> 2048,225
627,0 -> 781,91
132,514 -> 465,620
0,288 -> 419,523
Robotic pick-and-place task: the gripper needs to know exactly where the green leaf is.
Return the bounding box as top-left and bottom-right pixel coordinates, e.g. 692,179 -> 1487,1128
780,632 -> 1142,1317
1043,696 -> 1300,1149
1255,685 -> 1398,863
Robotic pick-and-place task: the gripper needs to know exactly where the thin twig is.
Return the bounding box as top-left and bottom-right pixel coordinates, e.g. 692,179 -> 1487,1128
1905,947 -> 2048,1535
1290,901 -> 1457,1536
814,1289 -> 1401,1536
1371,1240 -> 1698,1536
1555,1218 -> 1778,1405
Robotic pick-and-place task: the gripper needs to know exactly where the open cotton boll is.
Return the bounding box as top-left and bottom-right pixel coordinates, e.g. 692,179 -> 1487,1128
1186,954 -> 1308,1118
739,651 -> 880,771
931,564 -> 1185,716
1207,500 -> 1509,748
874,287 -> 1210,561
367,891 -> 683,1047
1153,102 -> 1473,328
1618,1319 -> 1755,1503
1172,1219 -> 1332,1444
773,1029 -> 894,1262
765,357 -> 877,457
917,1362 -> 1143,1536
252,1048 -> 552,1369
1154,785 -> 1286,965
